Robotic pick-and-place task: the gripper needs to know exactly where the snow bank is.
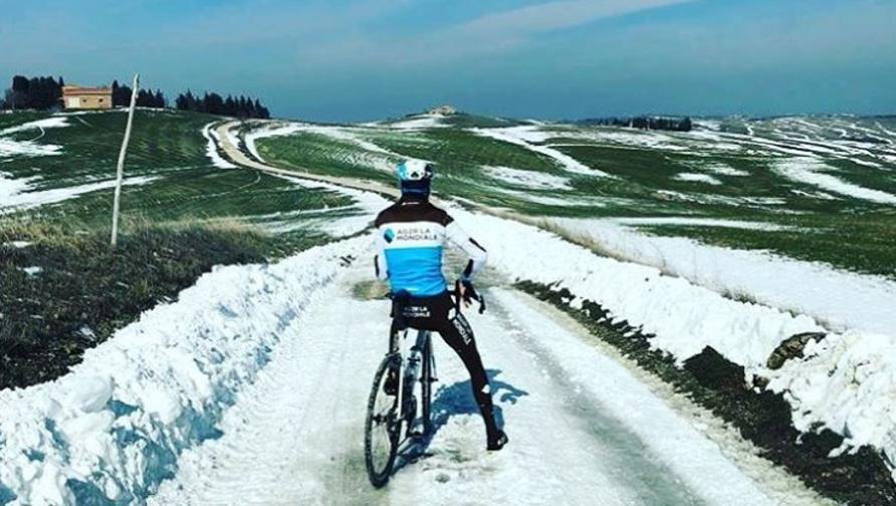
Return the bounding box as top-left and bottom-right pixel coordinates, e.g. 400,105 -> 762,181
774,157 -> 896,205
767,331 -> 896,459
0,237 -> 365,504
547,217 -> 896,337
482,165 -> 572,190
201,122 -> 236,169
452,209 -> 821,371
450,209 -> 896,477
0,176 -> 158,214
471,126 -> 609,176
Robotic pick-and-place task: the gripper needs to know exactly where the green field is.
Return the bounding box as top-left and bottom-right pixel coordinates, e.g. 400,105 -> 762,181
253,113 -> 896,278
0,109 -> 368,388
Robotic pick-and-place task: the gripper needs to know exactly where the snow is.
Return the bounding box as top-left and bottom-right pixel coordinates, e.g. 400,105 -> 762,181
243,123 -> 302,161
386,114 -> 447,130
449,209 -> 823,371
244,122 -> 420,173
0,237 -> 366,504
20,266 -> 43,276
3,241 -> 31,248
546,217 -> 896,337
774,157 -> 896,205
279,176 -> 389,237
472,126 -> 610,176
767,331 -> 896,458
0,176 -> 158,214
451,210 -> 895,472
0,116 -> 69,164
0,117 -> 70,137
201,122 -> 236,169
607,216 -> 789,231
482,165 -> 572,190
704,163 -> 749,176
674,172 -> 722,185
148,260 -> 791,505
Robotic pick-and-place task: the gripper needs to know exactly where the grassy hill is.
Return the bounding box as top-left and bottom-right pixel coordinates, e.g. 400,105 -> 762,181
2,107 -> 895,389
0,109 -> 363,389
252,114 -> 896,279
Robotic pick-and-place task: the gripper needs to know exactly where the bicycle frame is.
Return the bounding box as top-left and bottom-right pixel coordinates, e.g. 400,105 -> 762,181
394,329 -> 432,429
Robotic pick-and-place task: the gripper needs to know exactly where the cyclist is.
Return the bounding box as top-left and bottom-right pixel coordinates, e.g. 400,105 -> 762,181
373,160 -> 508,452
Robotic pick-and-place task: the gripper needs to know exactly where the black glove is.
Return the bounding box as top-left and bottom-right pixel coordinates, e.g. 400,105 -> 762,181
459,279 -> 486,314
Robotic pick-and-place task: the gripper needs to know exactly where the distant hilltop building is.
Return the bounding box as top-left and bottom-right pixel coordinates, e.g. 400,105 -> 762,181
62,85 -> 112,110
427,105 -> 456,116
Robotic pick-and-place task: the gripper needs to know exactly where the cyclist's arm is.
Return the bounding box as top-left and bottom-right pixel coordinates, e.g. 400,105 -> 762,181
374,232 -> 389,281
445,218 -> 487,281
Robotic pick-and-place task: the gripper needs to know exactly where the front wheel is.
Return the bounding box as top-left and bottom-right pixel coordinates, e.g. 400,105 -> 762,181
365,354 -> 401,487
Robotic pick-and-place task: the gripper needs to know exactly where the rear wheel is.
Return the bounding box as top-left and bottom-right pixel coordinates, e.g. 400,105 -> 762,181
365,354 -> 401,487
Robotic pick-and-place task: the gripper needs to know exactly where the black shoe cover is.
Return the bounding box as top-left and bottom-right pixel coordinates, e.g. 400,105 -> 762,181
487,430 -> 508,451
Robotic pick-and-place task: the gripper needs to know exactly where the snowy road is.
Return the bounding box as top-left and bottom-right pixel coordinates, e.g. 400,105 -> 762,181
147,259 -> 812,505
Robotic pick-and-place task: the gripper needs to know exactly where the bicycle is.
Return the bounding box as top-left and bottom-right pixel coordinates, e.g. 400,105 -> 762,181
364,283 -> 485,488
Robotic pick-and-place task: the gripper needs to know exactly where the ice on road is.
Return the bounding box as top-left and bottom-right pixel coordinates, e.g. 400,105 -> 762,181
150,261 -> 787,506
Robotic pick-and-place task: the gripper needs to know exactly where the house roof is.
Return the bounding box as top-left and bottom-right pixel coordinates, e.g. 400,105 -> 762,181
62,86 -> 112,97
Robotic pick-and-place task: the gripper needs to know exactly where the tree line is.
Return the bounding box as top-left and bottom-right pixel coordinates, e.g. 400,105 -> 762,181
2,75 -> 271,119
579,116 -> 693,132
2,76 -> 65,110
174,91 -> 270,119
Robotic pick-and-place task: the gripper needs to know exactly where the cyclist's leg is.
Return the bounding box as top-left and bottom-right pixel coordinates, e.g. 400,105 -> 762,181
383,319 -> 402,395
434,304 -> 501,442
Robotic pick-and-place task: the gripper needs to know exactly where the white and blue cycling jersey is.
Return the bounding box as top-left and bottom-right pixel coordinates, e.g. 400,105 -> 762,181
374,196 -> 487,297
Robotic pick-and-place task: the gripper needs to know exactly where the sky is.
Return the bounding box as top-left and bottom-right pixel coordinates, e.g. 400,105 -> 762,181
1,0 -> 894,122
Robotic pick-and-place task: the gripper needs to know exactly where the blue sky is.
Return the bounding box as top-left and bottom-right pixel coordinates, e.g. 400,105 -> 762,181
2,0 -> 894,121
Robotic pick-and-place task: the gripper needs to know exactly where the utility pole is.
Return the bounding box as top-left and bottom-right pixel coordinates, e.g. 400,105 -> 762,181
111,73 -> 139,248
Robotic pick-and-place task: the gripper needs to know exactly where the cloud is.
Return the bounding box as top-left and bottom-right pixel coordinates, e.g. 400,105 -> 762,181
457,0 -> 696,36
294,0 -> 699,67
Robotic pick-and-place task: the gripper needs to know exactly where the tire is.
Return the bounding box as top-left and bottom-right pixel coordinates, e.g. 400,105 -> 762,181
365,354 -> 401,488
421,334 -> 433,436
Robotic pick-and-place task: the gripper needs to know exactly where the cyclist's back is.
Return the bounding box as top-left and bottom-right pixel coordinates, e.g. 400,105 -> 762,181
372,160 -> 508,451
374,197 -> 485,297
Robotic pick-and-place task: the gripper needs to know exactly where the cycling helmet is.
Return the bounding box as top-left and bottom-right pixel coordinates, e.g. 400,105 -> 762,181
396,160 -> 434,196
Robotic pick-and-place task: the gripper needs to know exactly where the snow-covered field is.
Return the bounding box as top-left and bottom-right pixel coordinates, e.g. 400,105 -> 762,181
774,157 -> 896,204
